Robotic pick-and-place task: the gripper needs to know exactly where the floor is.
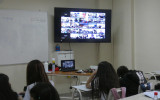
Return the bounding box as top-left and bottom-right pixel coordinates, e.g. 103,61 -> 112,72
60,92 -> 73,100
60,91 -> 92,100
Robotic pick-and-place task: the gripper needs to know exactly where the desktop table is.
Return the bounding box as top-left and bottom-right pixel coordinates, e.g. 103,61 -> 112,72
119,93 -> 152,100
47,71 -> 92,77
47,71 -> 92,85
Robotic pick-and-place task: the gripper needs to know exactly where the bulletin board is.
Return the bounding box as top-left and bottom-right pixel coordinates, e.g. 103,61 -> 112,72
0,10 -> 48,65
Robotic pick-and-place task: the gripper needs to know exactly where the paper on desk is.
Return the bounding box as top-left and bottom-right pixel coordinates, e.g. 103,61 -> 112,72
72,85 -> 91,91
144,91 -> 160,98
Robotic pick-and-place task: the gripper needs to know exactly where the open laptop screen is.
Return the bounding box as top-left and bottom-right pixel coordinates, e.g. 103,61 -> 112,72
61,60 -> 75,71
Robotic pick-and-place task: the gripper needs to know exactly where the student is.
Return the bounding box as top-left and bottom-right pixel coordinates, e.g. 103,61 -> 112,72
117,66 -> 129,87
23,60 -> 54,100
117,66 -> 147,97
30,82 -> 60,100
0,73 -> 22,100
117,66 -> 129,78
86,61 -> 119,100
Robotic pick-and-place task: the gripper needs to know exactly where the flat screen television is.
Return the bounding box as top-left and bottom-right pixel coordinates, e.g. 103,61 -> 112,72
54,7 -> 111,43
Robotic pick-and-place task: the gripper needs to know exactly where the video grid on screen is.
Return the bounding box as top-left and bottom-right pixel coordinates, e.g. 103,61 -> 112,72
61,12 -> 105,39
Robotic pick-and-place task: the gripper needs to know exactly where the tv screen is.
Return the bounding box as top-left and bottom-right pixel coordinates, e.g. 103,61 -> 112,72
54,7 -> 111,43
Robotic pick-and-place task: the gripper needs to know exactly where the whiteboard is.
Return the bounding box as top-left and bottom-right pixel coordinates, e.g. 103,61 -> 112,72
0,10 -> 48,65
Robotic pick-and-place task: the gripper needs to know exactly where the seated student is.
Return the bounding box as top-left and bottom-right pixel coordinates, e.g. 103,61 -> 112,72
117,66 -> 129,78
117,66 -> 129,86
86,61 -> 119,100
23,60 -> 54,100
117,66 -> 147,97
30,82 -> 60,100
0,73 -> 22,100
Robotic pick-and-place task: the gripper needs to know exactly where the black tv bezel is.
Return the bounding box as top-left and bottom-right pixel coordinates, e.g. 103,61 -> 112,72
54,7 -> 111,43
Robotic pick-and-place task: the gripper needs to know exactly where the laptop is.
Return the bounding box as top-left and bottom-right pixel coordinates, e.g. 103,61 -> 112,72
61,60 -> 76,72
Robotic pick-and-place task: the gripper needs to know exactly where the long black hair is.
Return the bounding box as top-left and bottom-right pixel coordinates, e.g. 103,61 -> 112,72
30,82 -> 60,100
26,60 -> 49,85
0,73 -> 18,100
91,61 -> 119,99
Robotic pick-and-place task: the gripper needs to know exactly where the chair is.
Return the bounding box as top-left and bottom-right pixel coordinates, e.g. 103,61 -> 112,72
80,77 -> 89,85
144,72 -> 160,90
80,81 -> 87,85
72,85 -> 91,100
72,85 -> 126,100
137,72 -> 157,93
107,87 -> 126,100
144,72 -> 157,80
137,72 -> 160,94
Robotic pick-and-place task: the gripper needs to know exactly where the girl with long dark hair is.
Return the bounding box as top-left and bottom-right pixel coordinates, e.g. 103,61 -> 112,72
0,73 -> 22,100
23,60 -> 54,100
86,61 -> 119,99
30,82 -> 60,100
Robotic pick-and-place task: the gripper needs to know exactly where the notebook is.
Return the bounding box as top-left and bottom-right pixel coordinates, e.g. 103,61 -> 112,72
61,60 -> 76,72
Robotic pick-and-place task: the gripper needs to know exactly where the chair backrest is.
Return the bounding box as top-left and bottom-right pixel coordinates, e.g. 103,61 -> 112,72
107,87 -> 126,100
144,72 -> 160,90
144,72 -> 157,80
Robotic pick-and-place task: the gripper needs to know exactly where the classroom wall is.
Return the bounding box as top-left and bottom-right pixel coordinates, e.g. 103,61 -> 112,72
113,0 -> 160,72
134,0 -> 160,72
112,0 -> 133,70
0,0 -> 113,94
97,0 -> 114,64
4,0 -> 160,95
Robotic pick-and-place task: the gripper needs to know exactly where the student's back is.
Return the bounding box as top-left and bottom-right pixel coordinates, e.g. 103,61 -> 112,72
23,60 -> 54,100
121,70 -> 139,96
86,61 -> 119,99
118,69 -> 146,97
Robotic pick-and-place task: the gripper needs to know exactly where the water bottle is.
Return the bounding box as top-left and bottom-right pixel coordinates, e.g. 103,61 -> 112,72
52,58 -> 55,72
55,44 -> 60,51
44,61 -> 48,73
153,92 -> 158,100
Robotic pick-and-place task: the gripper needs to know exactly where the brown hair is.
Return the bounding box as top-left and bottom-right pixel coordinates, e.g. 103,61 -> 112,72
26,60 -> 49,85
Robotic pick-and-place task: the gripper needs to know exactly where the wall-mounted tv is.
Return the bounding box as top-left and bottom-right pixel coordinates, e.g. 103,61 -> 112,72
54,7 -> 111,43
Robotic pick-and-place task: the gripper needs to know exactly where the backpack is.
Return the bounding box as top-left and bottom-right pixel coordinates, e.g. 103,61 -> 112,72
136,71 -> 147,84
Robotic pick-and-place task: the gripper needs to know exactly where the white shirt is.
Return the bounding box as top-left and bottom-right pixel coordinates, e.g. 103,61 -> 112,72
23,80 -> 54,100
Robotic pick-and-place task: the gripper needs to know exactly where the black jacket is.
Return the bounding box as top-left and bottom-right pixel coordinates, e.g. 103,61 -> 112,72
119,70 -> 147,97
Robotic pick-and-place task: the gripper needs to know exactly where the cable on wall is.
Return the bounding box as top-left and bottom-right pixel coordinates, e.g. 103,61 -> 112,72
69,42 -> 72,60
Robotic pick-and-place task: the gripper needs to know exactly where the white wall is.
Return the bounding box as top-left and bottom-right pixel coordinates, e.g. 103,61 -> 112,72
97,0 -> 114,64
134,0 -> 160,72
113,0 -> 160,72
0,0 -> 113,94
112,0 -> 133,70
0,64 -> 26,93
